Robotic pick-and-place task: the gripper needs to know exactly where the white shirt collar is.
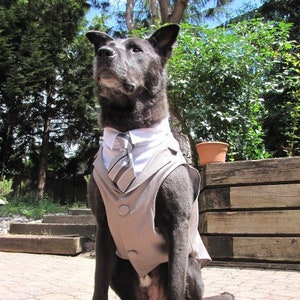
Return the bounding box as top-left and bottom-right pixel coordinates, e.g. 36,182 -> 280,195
103,118 -> 171,150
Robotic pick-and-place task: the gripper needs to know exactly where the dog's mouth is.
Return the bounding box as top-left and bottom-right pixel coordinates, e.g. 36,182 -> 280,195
99,69 -> 116,81
99,69 -> 136,94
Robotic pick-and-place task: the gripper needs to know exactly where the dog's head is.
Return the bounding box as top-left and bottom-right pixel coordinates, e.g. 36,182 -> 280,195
86,24 -> 179,131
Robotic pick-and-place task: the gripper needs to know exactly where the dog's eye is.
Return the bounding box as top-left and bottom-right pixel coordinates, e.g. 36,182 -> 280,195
131,46 -> 142,53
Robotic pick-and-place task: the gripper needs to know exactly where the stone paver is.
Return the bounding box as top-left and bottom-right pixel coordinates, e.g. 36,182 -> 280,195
0,251 -> 299,300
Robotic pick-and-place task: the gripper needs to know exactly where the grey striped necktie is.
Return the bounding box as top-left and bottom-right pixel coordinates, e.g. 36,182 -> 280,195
107,133 -> 136,192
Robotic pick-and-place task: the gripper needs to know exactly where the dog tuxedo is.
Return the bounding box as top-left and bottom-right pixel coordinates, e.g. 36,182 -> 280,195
93,118 -> 211,277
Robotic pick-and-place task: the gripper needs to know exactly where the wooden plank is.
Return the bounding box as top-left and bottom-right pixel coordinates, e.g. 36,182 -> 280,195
200,184 -> 300,210
199,187 -> 230,211
209,260 -> 300,271
0,235 -> 83,255
233,237 -> 300,261
43,214 -> 96,225
201,157 -> 300,188
201,235 -> 232,258
199,210 -> 300,234
230,184 -> 300,209
68,208 -> 92,215
9,223 -> 95,236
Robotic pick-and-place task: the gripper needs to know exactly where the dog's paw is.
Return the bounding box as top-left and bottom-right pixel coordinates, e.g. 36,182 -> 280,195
203,292 -> 235,300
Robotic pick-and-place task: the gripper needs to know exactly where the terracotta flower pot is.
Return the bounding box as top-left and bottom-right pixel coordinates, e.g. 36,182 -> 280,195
195,141 -> 229,166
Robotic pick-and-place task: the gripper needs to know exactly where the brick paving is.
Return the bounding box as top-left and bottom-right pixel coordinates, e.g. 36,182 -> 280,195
0,251 -> 299,300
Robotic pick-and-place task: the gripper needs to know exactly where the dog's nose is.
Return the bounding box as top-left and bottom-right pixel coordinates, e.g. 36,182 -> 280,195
97,47 -> 116,60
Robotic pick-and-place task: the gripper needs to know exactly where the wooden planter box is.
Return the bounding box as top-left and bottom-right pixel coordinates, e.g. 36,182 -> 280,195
199,157 -> 300,270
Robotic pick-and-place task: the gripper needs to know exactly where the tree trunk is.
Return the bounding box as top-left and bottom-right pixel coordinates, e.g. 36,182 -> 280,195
159,0 -> 172,23
0,124 -> 11,181
159,0 -> 189,24
150,0 -> 159,26
125,0 -> 189,30
126,0 -> 134,31
37,95 -> 51,200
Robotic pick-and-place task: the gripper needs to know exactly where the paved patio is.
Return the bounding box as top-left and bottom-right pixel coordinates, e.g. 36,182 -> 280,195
0,251 -> 299,299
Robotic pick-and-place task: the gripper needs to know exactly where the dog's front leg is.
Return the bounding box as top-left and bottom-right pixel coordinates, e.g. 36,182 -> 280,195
157,167 -> 194,300
89,175 -> 116,300
93,224 -> 116,300
168,218 -> 190,299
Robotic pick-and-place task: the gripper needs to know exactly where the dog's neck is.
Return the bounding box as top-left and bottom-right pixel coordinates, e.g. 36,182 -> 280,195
98,89 -> 169,132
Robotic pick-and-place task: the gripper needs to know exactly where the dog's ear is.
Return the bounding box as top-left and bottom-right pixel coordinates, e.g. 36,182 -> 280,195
148,24 -> 180,60
86,31 -> 113,53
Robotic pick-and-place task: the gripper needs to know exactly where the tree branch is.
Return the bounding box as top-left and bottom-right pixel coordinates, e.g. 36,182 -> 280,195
159,0 -> 189,24
168,0 -> 189,24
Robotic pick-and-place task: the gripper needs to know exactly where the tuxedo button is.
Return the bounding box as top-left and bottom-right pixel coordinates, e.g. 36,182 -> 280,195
128,250 -> 138,258
119,205 -> 130,216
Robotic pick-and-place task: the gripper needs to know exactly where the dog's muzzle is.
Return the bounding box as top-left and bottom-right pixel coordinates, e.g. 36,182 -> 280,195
97,46 -> 116,60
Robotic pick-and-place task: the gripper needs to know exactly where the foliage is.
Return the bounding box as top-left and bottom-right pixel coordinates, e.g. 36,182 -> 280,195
0,0 -> 98,198
167,20 -> 296,162
0,0 -> 299,203
0,176 -> 13,202
263,45 -> 300,156
0,193 -> 67,219
258,0 -> 300,42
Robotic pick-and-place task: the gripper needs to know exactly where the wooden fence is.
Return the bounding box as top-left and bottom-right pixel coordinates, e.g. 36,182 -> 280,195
199,157 -> 300,270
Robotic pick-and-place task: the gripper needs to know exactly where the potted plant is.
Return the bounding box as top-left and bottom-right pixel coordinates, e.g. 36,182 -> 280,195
195,141 -> 229,166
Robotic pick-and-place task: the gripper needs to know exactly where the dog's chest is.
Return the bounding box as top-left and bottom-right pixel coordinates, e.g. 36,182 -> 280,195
93,138 -> 186,276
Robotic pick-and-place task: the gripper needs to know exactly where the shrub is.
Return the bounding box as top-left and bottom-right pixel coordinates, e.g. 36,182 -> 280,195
167,20 -> 295,162
0,176 -> 13,203
0,192 -> 67,219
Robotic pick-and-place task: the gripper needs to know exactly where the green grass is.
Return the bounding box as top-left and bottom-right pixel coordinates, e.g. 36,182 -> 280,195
0,193 -> 68,220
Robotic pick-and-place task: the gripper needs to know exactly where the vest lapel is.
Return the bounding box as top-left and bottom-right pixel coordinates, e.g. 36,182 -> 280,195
93,144 -> 182,195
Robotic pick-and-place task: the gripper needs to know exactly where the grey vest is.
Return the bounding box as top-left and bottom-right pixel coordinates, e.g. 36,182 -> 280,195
93,142 -> 211,277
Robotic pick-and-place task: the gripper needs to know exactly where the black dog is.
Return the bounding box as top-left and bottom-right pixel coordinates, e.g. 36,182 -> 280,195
86,24 -> 212,300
